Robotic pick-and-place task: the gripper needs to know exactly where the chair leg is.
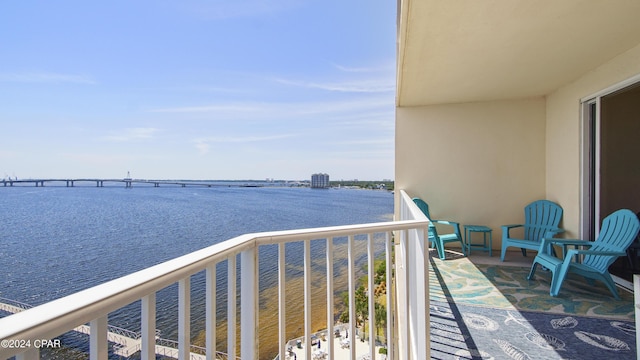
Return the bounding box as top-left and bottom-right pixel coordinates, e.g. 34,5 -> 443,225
600,274 -> 621,300
500,242 -> 507,262
521,248 -> 527,257
550,264 -> 568,297
437,240 -> 446,260
527,262 -> 538,280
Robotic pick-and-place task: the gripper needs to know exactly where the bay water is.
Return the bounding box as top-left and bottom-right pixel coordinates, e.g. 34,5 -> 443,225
0,183 -> 393,358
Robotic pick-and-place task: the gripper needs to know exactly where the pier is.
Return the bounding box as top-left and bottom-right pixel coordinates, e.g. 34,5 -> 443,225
0,297 -> 221,359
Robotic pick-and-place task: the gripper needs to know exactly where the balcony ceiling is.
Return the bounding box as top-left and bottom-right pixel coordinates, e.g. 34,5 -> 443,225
396,0 -> 640,106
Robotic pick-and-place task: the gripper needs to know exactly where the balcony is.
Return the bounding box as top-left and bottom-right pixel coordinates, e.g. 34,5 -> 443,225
0,190 -> 431,360
3,188 -> 636,359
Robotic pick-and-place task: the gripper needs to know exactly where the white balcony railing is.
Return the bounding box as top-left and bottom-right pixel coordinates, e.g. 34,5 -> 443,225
0,190 -> 430,360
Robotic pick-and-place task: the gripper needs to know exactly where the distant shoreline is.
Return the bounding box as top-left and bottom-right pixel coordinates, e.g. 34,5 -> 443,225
1,178 -> 395,191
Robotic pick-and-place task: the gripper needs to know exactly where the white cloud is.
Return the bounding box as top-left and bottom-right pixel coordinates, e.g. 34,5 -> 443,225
0,72 -> 96,84
193,133 -> 297,155
194,141 -> 210,155
274,77 -> 395,93
102,128 -> 160,142
149,97 -> 394,118
198,134 -> 297,143
333,138 -> 394,147
331,63 -> 395,73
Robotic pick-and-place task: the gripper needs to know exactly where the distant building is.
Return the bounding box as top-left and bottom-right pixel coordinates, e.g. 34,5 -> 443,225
311,173 -> 330,188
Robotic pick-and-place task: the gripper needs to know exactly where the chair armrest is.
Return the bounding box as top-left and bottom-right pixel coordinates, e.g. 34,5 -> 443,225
545,227 -> 565,235
501,224 -> 523,238
431,220 -> 462,237
432,220 -> 459,227
537,238 -> 592,256
502,224 -> 524,230
566,249 -> 627,258
542,238 -> 592,247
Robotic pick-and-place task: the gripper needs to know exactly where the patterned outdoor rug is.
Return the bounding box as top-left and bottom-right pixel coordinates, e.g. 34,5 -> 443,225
429,251 -> 637,359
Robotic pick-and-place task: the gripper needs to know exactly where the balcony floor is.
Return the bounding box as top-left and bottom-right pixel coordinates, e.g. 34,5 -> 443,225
282,248 -> 636,360
430,248 -> 636,359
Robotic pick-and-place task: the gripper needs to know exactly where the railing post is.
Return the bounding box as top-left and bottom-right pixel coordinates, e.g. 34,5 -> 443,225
90,315 -> 108,360
385,231 -> 394,360
278,243 -> 287,360
178,278 -> 191,360
347,235 -> 357,360
141,293 -> 157,360
326,237 -> 335,360
206,264 -> 217,360
397,229 -> 409,360
367,233 -> 376,360
228,255 -> 237,359
303,239 -> 312,360
241,247 -> 258,359
397,190 -> 431,360
410,226 -> 429,359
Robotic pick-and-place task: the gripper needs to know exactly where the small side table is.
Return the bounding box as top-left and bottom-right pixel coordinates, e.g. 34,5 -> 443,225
464,225 -> 493,256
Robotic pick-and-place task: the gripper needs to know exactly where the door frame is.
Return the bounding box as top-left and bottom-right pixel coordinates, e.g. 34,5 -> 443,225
580,73 -> 640,288
579,98 -> 599,241
580,73 -> 640,239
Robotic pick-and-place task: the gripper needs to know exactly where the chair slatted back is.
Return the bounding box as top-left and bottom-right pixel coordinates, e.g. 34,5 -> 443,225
523,200 -> 563,242
583,209 -> 640,272
413,198 -> 431,220
413,198 -> 439,239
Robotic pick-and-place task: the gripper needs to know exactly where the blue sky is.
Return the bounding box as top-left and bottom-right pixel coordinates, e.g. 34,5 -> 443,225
0,1 -> 396,181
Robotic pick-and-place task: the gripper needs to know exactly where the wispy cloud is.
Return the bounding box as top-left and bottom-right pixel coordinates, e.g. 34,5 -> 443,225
0,72 -> 96,84
274,77 -> 394,93
331,63 -> 395,73
193,133 -> 297,154
332,138 -> 394,147
197,134 -> 297,143
102,128 -> 160,142
149,97 -> 394,118
150,103 -> 267,114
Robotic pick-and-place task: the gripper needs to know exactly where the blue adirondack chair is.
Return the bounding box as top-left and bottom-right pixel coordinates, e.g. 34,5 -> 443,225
412,198 -> 464,260
527,209 -> 640,299
500,200 -> 563,262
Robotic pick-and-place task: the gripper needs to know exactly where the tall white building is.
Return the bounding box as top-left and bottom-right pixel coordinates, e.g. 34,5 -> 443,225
311,173 -> 330,188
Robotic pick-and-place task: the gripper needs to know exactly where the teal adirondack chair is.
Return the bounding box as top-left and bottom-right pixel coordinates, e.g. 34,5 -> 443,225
412,198 -> 464,260
500,200 -> 563,262
528,209 -> 640,299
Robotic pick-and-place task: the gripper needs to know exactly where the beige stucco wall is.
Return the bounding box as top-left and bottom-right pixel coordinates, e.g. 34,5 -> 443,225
395,98 -> 546,249
546,42 -> 640,238
396,43 -> 640,250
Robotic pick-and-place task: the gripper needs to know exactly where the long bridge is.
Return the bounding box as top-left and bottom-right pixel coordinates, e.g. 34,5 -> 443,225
1,178 -> 263,188
0,297 -> 229,359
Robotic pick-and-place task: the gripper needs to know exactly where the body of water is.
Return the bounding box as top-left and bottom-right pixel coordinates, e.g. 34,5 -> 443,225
0,183 -> 393,359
